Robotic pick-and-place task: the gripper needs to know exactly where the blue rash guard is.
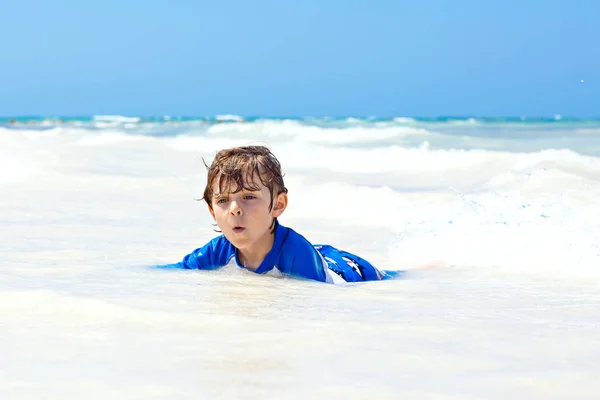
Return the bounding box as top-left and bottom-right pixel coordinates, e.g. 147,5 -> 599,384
180,221 -> 400,284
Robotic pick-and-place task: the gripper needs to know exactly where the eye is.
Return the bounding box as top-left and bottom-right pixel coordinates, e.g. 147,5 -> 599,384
244,195 -> 256,200
216,197 -> 228,204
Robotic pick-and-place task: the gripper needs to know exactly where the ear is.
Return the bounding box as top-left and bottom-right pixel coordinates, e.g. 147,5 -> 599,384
208,204 -> 216,220
272,192 -> 288,218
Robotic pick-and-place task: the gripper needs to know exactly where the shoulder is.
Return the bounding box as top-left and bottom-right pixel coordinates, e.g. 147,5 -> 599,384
279,225 -> 316,254
275,224 -> 327,281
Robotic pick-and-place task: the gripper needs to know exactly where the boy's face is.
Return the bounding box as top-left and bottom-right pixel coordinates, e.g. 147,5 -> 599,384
208,176 -> 287,253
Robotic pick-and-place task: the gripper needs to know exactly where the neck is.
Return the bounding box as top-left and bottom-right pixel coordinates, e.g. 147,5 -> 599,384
238,231 -> 275,271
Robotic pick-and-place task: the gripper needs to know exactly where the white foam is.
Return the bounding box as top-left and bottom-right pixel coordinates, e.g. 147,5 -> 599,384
389,189 -> 600,282
393,117 -> 417,123
215,114 -> 244,122
0,153 -> 34,183
2,119 -> 600,399
75,132 -> 152,146
204,120 -> 430,145
0,134 -> 43,183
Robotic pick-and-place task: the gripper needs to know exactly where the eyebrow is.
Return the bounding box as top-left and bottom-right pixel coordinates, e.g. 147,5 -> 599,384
213,188 -> 261,197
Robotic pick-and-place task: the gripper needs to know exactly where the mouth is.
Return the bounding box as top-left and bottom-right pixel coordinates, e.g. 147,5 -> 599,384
232,226 -> 246,233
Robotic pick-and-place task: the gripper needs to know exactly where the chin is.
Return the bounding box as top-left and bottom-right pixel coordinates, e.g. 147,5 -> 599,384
224,234 -> 251,248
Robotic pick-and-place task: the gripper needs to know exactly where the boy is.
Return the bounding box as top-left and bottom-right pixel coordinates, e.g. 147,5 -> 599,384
179,145 -> 400,284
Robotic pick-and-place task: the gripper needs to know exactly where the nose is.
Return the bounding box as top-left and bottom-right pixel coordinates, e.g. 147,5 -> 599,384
230,200 -> 243,216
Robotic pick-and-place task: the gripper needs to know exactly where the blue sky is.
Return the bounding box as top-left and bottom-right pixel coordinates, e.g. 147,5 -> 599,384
1,0 -> 598,117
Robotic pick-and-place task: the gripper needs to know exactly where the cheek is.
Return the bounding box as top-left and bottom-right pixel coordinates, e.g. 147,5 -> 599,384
212,207 -> 227,220
247,201 -> 271,215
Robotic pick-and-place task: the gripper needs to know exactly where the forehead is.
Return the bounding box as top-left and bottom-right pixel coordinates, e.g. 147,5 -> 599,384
211,173 -> 267,195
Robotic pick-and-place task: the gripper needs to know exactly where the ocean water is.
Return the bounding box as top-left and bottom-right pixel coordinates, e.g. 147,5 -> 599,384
1,116 -> 599,399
